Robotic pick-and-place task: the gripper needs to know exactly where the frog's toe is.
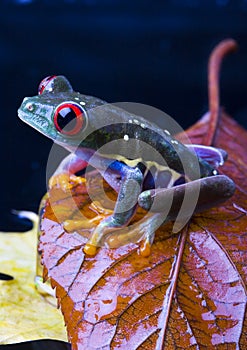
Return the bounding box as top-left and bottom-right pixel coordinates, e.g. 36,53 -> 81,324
83,225 -> 105,255
49,173 -> 72,192
139,240 -> 152,257
49,173 -> 86,192
83,243 -> 98,256
69,174 -> 86,186
64,217 -> 101,231
83,235 -> 102,256
139,231 -> 155,257
83,216 -> 123,255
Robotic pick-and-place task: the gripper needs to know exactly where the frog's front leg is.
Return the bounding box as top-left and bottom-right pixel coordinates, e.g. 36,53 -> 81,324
49,150 -> 123,194
84,160 -> 144,255
105,174 -> 235,257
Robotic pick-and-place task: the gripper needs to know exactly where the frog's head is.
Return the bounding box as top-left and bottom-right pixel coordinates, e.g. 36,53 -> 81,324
18,75 -> 105,151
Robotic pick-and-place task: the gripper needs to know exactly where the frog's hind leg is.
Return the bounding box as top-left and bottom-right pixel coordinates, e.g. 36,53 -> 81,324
138,175 -> 235,215
84,160 -> 144,255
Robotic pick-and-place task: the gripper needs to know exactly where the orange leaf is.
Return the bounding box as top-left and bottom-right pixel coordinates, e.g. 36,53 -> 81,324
39,111 -> 247,349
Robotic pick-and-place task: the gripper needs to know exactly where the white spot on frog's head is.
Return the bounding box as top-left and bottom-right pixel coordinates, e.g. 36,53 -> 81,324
74,97 -> 79,101
164,129 -> 171,135
123,134 -> 129,141
140,123 -> 146,129
80,101 -> 86,106
128,119 -> 133,123
171,139 -> 178,145
133,119 -> 139,125
213,169 -> 218,175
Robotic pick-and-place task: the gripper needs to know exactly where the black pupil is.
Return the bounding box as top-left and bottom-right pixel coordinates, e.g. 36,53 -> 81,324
57,107 -> 78,132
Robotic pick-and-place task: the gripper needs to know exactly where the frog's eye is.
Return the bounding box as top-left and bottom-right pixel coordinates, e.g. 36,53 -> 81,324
54,102 -> 84,136
38,75 -> 73,94
38,76 -> 57,95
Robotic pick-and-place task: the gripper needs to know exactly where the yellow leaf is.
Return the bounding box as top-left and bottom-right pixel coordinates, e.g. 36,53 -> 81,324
0,212 -> 67,344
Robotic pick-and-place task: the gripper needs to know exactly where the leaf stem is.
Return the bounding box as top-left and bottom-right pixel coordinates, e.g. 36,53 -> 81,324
204,39 -> 237,146
156,225 -> 188,349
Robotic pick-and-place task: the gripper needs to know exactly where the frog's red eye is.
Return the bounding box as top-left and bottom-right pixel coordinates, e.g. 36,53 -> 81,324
38,75 -> 57,95
54,102 -> 84,136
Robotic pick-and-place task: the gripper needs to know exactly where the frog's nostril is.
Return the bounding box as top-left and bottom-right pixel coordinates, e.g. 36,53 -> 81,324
26,102 -> 34,111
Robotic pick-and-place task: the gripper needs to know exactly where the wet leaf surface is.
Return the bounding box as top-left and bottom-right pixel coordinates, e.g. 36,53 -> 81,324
39,112 -> 247,349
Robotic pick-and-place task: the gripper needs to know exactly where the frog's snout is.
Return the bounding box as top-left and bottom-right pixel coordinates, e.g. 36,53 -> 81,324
18,97 -> 32,115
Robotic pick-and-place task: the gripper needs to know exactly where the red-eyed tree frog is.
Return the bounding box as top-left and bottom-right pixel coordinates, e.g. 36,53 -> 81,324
18,76 -> 235,256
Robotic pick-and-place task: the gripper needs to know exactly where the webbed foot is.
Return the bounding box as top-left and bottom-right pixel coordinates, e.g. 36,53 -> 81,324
83,215 -> 125,255
63,201 -> 114,232
83,212 -> 163,257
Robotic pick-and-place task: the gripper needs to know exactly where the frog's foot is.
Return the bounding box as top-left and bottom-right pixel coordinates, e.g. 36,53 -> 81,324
64,201 -> 114,232
108,212 -> 164,256
107,223 -> 155,257
64,215 -> 105,231
83,215 -> 129,256
84,212 -> 163,257
49,173 -> 86,192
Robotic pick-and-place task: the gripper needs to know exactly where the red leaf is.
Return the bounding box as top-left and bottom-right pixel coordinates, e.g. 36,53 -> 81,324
39,112 -> 247,349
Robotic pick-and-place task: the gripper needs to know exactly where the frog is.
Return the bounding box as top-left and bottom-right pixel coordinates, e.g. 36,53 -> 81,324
18,75 -> 235,256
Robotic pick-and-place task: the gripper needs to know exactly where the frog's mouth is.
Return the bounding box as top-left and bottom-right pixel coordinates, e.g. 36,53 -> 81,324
19,110 -> 49,129
18,108 -> 51,136
18,108 -> 79,153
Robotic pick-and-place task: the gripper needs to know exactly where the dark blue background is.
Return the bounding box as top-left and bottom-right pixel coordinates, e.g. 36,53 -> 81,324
1,0 -> 247,232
